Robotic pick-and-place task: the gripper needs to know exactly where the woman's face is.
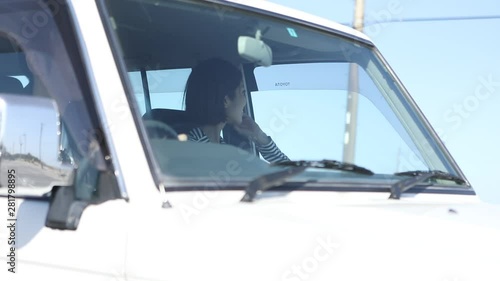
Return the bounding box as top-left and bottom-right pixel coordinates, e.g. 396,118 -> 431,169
225,81 -> 247,125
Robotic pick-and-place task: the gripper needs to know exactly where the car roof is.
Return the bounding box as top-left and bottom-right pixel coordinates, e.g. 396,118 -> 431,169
220,0 -> 373,45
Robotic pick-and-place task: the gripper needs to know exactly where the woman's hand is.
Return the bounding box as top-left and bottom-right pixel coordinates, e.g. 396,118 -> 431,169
232,115 -> 271,146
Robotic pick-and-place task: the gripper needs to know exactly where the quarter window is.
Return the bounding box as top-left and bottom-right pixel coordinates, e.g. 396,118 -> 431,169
129,68 -> 191,115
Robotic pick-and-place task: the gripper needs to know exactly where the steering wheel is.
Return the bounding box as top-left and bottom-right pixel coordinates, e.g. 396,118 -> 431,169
143,120 -> 179,140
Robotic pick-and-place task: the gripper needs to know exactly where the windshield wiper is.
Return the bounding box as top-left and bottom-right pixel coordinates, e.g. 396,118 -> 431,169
241,160 -> 374,203
272,160 -> 374,175
389,170 -> 467,200
241,166 -> 307,202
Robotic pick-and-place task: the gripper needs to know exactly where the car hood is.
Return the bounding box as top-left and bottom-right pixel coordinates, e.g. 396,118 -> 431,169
128,191 -> 500,281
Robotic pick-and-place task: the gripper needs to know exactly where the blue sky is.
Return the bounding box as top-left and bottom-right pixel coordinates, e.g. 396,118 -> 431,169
267,0 -> 500,204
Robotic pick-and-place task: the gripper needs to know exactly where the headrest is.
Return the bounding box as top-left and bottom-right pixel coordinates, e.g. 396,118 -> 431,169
144,108 -> 198,134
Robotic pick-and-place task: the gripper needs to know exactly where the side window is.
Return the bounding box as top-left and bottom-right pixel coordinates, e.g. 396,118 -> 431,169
0,40 -> 33,95
129,68 -> 191,115
252,63 -> 427,174
0,1 -> 117,202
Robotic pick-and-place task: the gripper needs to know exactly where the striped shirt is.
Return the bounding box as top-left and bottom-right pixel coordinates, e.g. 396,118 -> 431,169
188,127 -> 289,163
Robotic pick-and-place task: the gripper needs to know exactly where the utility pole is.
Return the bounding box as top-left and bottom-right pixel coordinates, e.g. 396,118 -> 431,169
342,0 -> 364,164
39,123 -> 44,168
19,135 -> 23,155
23,134 -> 27,154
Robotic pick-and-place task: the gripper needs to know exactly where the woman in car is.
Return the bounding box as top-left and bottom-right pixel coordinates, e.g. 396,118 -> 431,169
184,58 -> 289,163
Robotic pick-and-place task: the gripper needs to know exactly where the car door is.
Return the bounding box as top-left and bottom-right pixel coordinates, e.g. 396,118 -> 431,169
0,1 -> 129,279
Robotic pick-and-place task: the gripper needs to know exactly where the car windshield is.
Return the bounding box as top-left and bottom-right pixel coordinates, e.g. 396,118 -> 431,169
101,0 -> 467,190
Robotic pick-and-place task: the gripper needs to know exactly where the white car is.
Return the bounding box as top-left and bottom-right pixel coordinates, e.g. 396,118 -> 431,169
1,0 -> 499,280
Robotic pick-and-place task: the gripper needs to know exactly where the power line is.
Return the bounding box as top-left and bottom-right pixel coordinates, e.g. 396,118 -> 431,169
363,15 -> 500,26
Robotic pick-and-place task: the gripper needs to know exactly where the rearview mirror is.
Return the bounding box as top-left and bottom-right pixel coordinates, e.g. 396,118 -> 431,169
238,31 -> 273,66
0,94 -> 74,196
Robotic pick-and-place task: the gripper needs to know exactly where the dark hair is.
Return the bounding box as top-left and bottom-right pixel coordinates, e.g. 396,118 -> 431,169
184,58 -> 242,125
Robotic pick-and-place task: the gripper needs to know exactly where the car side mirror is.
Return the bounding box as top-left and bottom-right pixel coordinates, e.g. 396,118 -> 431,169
0,94 -> 74,193
0,94 -> 88,230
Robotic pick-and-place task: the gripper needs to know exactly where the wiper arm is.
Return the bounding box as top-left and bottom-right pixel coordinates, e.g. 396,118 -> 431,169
389,170 -> 467,200
272,160 -> 374,176
241,166 -> 307,202
241,160 -> 374,203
